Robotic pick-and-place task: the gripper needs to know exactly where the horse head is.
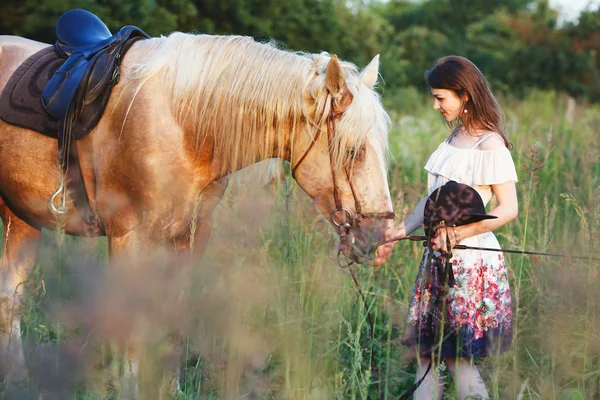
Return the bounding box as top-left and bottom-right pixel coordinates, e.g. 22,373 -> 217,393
292,53 -> 395,266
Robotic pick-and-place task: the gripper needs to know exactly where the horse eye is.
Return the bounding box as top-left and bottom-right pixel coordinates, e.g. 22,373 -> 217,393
347,146 -> 364,161
348,147 -> 361,158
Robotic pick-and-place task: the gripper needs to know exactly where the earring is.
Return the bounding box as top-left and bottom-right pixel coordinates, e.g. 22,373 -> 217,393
463,109 -> 468,113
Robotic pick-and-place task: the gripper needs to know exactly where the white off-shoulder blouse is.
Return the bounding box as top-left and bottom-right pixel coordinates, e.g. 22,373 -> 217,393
424,133 -> 518,206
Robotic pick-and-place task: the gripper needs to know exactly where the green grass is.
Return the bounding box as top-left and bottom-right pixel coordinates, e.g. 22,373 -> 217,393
1,89 -> 599,399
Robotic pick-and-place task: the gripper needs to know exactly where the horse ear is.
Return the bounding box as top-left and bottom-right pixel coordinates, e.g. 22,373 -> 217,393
360,54 -> 380,89
326,55 -> 346,97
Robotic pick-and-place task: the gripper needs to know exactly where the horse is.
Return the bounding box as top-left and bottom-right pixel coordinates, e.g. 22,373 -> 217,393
0,27 -> 396,395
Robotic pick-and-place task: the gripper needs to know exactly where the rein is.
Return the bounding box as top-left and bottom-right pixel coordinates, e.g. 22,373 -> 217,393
291,96 -> 396,399
383,235 -> 600,262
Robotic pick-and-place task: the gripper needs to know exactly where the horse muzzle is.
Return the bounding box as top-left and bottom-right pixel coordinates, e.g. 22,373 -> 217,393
337,218 -> 394,267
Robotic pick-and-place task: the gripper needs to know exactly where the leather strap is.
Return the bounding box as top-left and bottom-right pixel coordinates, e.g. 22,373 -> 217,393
60,101 -> 104,235
398,361 -> 432,400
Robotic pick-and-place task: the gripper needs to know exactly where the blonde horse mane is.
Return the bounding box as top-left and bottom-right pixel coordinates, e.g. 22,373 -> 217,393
128,32 -> 390,175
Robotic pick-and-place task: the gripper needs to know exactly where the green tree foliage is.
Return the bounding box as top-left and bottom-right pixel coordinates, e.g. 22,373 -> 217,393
376,0 -> 537,92
375,0 -> 600,101
189,0 -> 387,66
561,8 -> 600,100
0,0 -> 190,40
0,0 -> 386,68
3,0 -> 600,101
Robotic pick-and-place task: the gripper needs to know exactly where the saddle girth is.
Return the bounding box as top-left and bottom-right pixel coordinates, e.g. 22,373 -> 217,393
41,10 -> 150,234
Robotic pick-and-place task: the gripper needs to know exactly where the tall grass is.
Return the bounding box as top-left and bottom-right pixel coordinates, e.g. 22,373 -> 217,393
1,90 -> 599,399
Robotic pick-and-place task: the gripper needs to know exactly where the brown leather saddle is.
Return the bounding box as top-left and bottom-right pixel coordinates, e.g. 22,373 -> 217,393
0,9 -> 150,235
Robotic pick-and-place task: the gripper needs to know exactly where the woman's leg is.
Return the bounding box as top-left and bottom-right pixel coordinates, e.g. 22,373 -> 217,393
413,356 -> 444,400
445,357 -> 489,399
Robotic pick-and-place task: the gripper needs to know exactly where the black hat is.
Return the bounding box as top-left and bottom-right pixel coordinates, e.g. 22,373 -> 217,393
423,181 -> 497,237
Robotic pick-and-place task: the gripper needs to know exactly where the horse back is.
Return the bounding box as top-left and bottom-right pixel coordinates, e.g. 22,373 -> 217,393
0,36 -> 50,91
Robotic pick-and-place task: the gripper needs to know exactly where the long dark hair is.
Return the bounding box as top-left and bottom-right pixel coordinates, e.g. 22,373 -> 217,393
425,56 -> 511,148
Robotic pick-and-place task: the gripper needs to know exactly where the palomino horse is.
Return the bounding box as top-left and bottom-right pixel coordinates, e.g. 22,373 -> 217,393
0,30 -> 395,392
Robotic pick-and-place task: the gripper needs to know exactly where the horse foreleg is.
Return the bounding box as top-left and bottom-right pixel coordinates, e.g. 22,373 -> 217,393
0,205 -> 40,383
170,177 -> 230,258
103,230 -> 145,399
164,177 -> 229,395
107,230 -> 181,400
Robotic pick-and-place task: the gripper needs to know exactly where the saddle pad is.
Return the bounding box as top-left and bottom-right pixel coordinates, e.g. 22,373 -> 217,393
0,46 -> 63,138
0,32 -> 144,141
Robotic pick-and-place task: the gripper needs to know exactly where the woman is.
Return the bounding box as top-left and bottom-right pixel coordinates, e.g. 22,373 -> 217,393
391,56 -> 519,399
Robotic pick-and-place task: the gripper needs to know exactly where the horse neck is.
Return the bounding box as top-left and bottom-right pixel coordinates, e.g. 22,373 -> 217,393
142,33 -> 316,176
178,87 -> 309,178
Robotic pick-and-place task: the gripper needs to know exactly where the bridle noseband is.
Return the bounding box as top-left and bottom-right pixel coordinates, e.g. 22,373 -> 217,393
291,97 -> 395,265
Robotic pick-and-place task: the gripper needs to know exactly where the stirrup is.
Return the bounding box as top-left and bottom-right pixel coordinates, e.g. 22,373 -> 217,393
49,180 -> 69,215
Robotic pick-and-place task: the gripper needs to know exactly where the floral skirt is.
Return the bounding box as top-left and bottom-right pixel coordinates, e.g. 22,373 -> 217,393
401,232 -> 513,359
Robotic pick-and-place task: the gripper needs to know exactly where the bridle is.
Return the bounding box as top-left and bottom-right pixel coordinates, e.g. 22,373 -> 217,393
291,97 -> 395,265
291,96 -> 394,399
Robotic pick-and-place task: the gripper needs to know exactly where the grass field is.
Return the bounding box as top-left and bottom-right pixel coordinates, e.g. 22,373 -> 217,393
1,89 -> 599,399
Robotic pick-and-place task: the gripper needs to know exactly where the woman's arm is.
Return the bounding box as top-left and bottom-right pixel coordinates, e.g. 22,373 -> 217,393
373,195 -> 428,265
432,180 -> 518,252
386,195 -> 429,242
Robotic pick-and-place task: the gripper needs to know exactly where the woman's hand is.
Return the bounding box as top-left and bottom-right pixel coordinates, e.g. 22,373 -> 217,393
430,225 -> 459,253
372,224 -> 406,265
